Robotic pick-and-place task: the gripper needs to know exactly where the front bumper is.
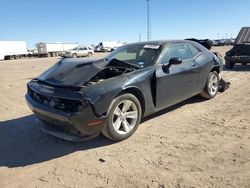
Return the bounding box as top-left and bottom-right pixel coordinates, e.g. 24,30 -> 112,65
25,94 -> 106,141
39,120 -> 99,141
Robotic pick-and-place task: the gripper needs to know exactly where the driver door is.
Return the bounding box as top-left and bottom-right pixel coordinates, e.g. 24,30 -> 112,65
82,47 -> 88,56
77,47 -> 83,56
155,43 -> 199,109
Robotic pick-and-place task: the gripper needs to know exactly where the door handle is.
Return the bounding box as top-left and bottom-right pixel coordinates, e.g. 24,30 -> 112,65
192,62 -> 197,66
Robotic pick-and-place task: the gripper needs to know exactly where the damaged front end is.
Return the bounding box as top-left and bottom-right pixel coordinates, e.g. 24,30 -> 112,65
26,58 -> 138,141
37,58 -> 138,87
26,79 -> 106,141
85,62 -> 136,86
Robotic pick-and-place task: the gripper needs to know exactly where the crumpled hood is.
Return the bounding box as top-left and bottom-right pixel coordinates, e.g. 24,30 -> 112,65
38,58 -> 107,87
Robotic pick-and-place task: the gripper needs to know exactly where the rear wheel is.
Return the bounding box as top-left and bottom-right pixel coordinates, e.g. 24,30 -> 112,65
102,93 -> 142,141
200,71 -> 219,99
87,52 -> 92,57
72,53 -> 77,58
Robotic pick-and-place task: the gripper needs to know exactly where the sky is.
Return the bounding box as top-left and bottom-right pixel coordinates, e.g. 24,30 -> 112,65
0,0 -> 249,48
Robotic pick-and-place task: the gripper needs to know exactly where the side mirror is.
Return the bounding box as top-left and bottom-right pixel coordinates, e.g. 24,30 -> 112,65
169,57 -> 182,65
162,57 -> 182,73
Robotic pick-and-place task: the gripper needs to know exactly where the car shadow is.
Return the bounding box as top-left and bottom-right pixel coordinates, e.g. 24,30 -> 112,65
0,95 -> 222,168
0,115 -> 114,168
223,64 -> 250,72
142,95 -> 206,122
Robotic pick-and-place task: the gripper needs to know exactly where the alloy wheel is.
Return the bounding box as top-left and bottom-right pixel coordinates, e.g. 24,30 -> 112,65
208,74 -> 219,96
112,100 -> 138,135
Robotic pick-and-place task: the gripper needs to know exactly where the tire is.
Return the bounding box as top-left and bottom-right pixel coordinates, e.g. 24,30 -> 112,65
87,52 -> 92,57
225,60 -> 234,69
102,93 -> 142,141
72,53 -> 77,58
200,71 -> 219,99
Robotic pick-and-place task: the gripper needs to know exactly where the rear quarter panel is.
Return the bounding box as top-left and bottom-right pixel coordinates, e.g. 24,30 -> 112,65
194,43 -> 222,92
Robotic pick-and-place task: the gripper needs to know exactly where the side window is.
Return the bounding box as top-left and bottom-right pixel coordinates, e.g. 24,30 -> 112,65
186,44 -> 201,57
83,47 -> 88,50
160,44 -> 192,64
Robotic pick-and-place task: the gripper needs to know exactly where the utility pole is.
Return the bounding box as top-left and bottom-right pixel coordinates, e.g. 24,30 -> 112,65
146,0 -> 151,41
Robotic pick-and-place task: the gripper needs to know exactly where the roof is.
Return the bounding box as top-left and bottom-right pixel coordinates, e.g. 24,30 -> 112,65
235,27 -> 250,44
127,40 -> 193,47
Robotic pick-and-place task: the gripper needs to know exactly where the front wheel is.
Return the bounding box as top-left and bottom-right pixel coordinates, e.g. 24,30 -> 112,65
87,52 -> 92,57
102,93 -> 142,141
200,71 -> 219,99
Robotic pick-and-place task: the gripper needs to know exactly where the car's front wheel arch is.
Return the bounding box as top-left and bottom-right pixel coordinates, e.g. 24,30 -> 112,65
116,87 -> 145,117
102,93 -> 142,141
87,87 -> 145,121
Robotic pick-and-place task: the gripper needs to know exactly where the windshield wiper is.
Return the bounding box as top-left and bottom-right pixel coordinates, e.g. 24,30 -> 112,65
108,58 -> 140,69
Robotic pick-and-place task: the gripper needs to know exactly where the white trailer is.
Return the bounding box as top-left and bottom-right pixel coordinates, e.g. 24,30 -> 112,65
94,41 -> 125,52
0,41 -> 28,60
36,42 -> 78,57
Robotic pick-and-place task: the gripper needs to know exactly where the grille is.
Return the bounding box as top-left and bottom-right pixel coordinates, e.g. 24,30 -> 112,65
28,87 -> 82,112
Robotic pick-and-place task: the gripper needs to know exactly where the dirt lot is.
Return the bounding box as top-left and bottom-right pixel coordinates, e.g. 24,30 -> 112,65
0,47 -> 249,188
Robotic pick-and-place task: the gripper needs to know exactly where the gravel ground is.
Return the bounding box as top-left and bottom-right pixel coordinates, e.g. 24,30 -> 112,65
0,47 -> 249,188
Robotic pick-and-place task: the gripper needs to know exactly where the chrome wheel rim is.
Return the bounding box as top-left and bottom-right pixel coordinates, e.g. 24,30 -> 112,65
112,100 -> 138,135
208,74 -> 219,96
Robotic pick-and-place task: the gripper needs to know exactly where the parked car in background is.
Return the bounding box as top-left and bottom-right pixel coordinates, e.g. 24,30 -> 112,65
213,39 -> 225,46
26,40 -> 223,141
62,46 -> 94,58
225,27 -> 250,69
223,39 -> 234,46
94,41 -> 125,52
0,41 -> 28,60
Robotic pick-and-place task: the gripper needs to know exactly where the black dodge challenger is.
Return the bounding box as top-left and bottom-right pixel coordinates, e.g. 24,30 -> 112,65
26,40 -> 223,141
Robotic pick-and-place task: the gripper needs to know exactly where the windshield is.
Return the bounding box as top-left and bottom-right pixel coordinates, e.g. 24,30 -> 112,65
106,44 -> 161,68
